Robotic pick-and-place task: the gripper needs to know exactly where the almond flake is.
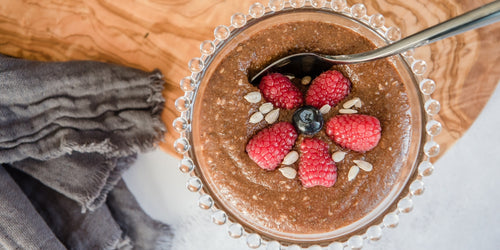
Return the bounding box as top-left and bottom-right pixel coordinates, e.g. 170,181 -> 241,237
353,160 -> 373,172
265,109 -> 279,124
249,112 -> 263,123
319,104 -> 331,114
339,108 -> 358,114
332,151 -> 346,162
259,102 -> 273,114
282,151 -> 299,165
343,97 -> 361,109
301,76 -> 312,85
285,75 -> 295,80
244,92 -> 262,103
279,167 -> 297,179
348,166 -> 360,181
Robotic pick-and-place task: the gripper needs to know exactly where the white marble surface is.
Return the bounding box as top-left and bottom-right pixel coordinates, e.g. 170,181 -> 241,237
124,84 -> 500,250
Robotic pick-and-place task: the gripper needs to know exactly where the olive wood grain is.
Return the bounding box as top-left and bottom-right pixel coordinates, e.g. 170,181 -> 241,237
0,0 -> 498,160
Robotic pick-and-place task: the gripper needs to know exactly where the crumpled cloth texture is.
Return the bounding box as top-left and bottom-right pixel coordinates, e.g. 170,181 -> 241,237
0,166 -> 65,250
0,54 -> 172,250
0,54 -> 165,163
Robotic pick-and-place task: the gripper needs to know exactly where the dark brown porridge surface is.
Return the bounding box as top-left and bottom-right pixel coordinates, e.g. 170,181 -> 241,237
193,21 -> 412,234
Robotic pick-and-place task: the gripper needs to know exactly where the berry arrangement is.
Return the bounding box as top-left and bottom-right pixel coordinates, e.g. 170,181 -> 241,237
245,70 -> 382,188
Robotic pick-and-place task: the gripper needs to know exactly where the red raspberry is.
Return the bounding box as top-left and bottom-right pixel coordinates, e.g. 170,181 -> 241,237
298,138 -> 337,188
305,70 -> 351,109
326,114 -> 381,152
246,122 -> 298,170
259,73 -> 303,109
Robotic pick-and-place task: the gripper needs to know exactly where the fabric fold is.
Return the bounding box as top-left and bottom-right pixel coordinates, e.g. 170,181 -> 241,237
107,180 -> 173,250
0,55 -> 163,106
10,153 -> 136,212
0,85 -> 159,142
0,166 -> 65,250
1,111 -> 136,148
0,103 -> 165,163
7,167 -> 132,250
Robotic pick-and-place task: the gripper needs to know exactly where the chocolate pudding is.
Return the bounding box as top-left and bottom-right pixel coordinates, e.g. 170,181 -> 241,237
192,20 -> 415,235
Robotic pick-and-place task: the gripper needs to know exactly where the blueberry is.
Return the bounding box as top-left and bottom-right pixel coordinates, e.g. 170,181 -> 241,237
292,106 -> 324,135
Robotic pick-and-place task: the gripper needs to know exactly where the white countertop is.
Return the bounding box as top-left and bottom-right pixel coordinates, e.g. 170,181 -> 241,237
124,84 -> 500,250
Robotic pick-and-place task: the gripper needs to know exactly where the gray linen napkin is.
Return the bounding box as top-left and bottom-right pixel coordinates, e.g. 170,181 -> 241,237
0,54 -> 165,212
0,54 -> 171,249
0,166 -> 65,250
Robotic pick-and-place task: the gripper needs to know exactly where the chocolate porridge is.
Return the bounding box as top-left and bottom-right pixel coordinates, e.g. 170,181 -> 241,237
192,21 -> 413,234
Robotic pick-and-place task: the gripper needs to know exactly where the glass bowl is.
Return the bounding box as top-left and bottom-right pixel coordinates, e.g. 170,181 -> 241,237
173,0 -> 441,249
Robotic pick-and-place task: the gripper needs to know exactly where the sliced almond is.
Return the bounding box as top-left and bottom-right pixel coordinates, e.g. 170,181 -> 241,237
285,75 -> 295,80
343,97 -> 361,109
319,104 -> 331,114
259,102 -> 273,114
353,160 -> 373,172
354,100 -> 362,108
279,167 -> 297,179
265,109 -> 280,124
301,76 -> 312,85
249,112 -> 263,123
332,151 -> 347,162
339,108 -> 358,114
244,92 -> 262,103
348,166 -> 360,181
282,151 -> 299,165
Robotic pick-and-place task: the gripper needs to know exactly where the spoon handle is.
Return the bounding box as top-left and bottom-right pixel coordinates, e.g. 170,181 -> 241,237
325,0 -> 500,64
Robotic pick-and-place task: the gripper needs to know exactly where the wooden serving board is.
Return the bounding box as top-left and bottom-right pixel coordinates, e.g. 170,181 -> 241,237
1,0 -> 499,160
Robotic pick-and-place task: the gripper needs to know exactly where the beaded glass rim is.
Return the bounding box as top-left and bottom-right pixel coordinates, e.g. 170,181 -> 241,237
173,0 -> 441,249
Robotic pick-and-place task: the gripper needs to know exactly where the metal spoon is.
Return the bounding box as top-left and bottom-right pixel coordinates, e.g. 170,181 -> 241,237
250,0 -> 500,84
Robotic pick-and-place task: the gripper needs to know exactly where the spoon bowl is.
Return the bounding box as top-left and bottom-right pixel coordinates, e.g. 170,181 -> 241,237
250,53 -> 332,84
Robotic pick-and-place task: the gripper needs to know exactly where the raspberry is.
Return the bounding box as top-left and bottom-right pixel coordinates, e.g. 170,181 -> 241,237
246,122 -> 298,170
326,114 -> 381,152
298,138 -> 337,188
259,73 -> 303,109
305,70 -> 351,109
